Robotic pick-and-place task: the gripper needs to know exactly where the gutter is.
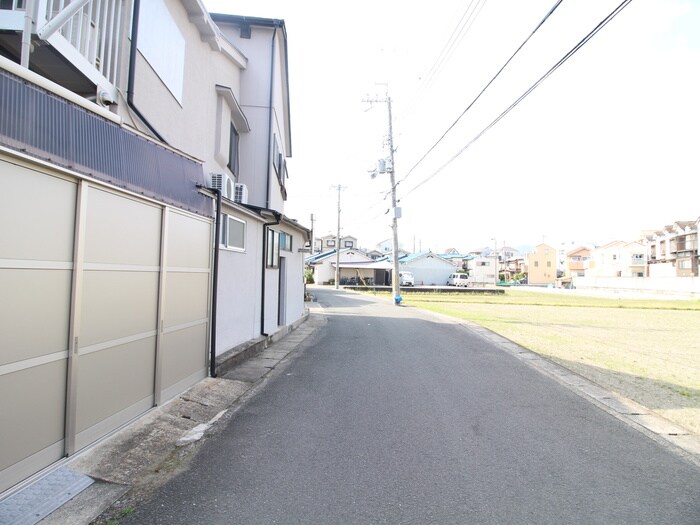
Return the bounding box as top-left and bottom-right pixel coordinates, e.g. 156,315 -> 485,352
127,0 -> 166,143
265,22 -> 279,209
197,184 -> 221,378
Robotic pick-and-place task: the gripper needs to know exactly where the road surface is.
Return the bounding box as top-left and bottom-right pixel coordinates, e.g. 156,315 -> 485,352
122,287 -> 700,524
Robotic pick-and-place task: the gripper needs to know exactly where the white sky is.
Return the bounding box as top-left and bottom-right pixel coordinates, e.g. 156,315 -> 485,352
203,0 -> 700,253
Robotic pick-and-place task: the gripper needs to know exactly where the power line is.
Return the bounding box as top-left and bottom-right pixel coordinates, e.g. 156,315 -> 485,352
421,0 -> 488,91
400,0 -> 635,201
397,0 -> 565,189
397,0 -> 488,124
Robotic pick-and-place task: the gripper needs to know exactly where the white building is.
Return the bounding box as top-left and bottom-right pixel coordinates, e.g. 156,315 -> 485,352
399,252 -> 456,286
0,0 -> 308,494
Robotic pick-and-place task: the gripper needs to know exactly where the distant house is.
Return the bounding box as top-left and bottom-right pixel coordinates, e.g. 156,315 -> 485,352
315,234 -> 358,253
375,238 -> 409,256
399,251 -> 456,285
589,241 -> 646,278
565,247 -> 592,277
469,256 -> 498,285
502,256 -> 526,281
439,252 -> 472,271
527,244 -> 557,285
306,248 -> 374,285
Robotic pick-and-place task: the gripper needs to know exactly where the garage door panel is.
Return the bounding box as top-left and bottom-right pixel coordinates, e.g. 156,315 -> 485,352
161,323 -> 207,397
76,336 -> 156,435
0,360 -> 66,472
0,163 -> 76,262
163,272 -> 209,329
167,212 -> 211,269
84,187 -> 162,267
80,271 -> 159,347
0,269 -> 71,365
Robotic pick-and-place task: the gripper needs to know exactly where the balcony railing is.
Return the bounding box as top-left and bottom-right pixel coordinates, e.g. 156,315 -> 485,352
1,0 -> 125,94
43,0 -> 125,87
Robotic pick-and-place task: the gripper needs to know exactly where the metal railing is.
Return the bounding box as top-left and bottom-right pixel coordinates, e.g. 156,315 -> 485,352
41,0 -> 125,87
2,0 -> 124,88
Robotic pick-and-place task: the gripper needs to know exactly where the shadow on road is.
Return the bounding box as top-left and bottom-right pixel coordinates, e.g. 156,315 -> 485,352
544,356 -> 700,432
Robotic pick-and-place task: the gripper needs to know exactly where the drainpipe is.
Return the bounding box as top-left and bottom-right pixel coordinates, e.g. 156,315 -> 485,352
20,0 -> 35,68
127,0 -> 166,143
265,23 -> 278,209
197,184 -> 221,378
261,211 -> 282,336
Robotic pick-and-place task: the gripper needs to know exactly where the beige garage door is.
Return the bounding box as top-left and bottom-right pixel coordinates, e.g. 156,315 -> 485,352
0,157 -> 212,493
0,162 -> 76,492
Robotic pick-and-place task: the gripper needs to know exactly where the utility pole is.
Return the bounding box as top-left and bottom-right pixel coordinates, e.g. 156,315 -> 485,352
310,213 -> 315,254
332,185 -> 345,289
365,90 -> 401,305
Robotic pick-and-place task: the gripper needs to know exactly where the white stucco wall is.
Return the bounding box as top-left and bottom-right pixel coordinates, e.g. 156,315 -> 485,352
401,255 -> 455,285
216,206 -> 264,353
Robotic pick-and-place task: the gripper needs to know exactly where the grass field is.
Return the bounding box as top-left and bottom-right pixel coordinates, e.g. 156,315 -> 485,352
388,289 -> 700,434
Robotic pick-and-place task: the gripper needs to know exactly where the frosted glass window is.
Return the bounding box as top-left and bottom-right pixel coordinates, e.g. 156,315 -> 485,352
137,0 -> 185,104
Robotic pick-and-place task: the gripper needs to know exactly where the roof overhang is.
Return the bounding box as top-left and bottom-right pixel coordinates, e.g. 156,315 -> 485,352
215,85 -> 250,132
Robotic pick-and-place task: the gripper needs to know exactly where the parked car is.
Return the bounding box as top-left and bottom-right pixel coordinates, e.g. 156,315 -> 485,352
447,273 -> 471,287
399,271 -> 414,286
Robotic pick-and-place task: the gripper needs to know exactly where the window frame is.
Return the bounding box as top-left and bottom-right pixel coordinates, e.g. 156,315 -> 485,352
220,213 -> 246,252
266,229 -> 280,268
279,231 -> 293,252
227,123 -> 239,177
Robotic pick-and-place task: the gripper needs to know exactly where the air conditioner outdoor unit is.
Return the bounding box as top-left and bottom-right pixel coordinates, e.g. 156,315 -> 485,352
234,183 -> 248,204
207,173 -> 234,200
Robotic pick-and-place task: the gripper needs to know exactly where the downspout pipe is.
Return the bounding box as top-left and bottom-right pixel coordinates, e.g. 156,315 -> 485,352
127,0 -> 166,143
265,23 -> 278,209
260,211 -> 282,336
210,188 -> 222,377
20,0 -> 35,68
197,184 -> 221,378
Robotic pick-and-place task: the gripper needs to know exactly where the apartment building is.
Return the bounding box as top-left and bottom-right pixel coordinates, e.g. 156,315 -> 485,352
645,220 -> 699,277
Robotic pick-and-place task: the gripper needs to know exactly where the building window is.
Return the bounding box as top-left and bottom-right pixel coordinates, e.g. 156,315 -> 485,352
266,229 -> 280,268
344,240 -> 354,248
273,137 -> 281,174
279,232 -> 293,251
534,261 -> 539,267
220,214 -> 246,251
546,261 -> 551,267
228,124 -> 239,176
326,239 -> 336,247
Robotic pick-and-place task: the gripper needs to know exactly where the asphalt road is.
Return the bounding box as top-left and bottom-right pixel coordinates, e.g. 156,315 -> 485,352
122,288 -> 700,524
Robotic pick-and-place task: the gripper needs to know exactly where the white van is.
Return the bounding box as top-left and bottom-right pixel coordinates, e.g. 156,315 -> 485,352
446,273 -> 470,287
399,271 -> 414,286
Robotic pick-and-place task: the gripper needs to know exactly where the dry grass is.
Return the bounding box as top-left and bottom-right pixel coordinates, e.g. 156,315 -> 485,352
399,289 -> 700,434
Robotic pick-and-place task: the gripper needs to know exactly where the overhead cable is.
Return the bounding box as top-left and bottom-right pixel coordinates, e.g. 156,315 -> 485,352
397,0 -> 488,123
400,0 -> 634,200
397,0 -> 565,190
